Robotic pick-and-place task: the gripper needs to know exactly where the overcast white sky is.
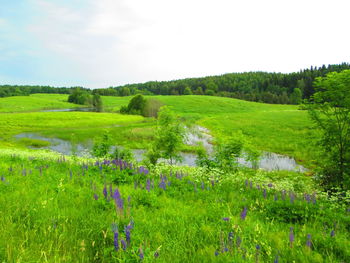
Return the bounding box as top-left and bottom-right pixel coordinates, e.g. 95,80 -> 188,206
0,0 -> 349,88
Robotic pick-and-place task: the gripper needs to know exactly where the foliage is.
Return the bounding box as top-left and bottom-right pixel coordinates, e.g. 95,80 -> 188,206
111,63 -> 350,104
92,94 -> 103,112
307,70 -> 350,190
146,107 -> 185,165
142,98 -> 163,118
0,153 -> 349,262
91,132 -> 112,157
68,88 -> 92,105
111,146 -> 134,162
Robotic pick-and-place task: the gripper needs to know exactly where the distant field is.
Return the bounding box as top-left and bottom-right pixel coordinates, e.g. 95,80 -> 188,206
0,94 -> 79,113
0,94 -> 316,165
103,95 -> 315,164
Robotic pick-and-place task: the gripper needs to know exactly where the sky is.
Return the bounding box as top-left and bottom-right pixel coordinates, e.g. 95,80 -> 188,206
0,0 -> 349,89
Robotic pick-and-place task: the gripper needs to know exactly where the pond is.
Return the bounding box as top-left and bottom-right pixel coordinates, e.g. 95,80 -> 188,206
15,129 -> 306,172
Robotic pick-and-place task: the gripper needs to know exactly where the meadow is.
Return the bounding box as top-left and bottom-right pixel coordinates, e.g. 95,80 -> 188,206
0,149 -> 349,262
0,93 -> 349,262
0,94 -> 315,165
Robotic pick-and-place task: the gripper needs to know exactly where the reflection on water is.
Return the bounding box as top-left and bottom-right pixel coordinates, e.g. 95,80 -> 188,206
41,108 -> 96,112
15,132 -> 307,171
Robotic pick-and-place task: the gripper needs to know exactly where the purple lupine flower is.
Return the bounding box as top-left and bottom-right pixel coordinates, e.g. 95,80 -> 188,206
159,178 -> 166,190
330,230 -> 335,237
306,234 -> 312,248
111,224 -> 119,251
22,168 -> 26,176
124,225 -> 131,244
256,244 -> 260,250
240,207 -> 247,220
103,184 -> 108,199
109,183 -> 113,197
134,181 -> 138,189
146,179 -> 151,192
113,188 -> 121,200
289,227 -> 294,247
263,189 -> 267,199
0,176 -> 5,182
93,194 -> 99,200
222,217 -> 230,222
224,247 -> 229,252
69,170 -> 73,179
121,239 -> 127,250
290,193 -> 295,204
154,250 -> 159,258
214,250 -> 219,256
245,180 -> 248,187
274,194 -> 278,201
268,183 -> 273,188
305,194 -> 311,203
274,255 -> 279,263
139,247 -> 144,260
201,182 -> 205,190
228,232 -> 234,240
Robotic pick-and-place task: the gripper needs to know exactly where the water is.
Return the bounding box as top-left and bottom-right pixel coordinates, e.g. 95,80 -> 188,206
41,108 -> 95,112
14,130 -> 307,171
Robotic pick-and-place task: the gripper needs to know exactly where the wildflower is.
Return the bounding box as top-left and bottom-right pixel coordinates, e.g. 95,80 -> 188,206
159,178 -> 166,190
154,250 -> 159,258
268,183 -> 273,188
306,234 -> 312,248
128,196 -> 131,206
250,181 -> 253,189
214,250 -> 219,256
274,194 -> 278,201
228,232 -> 234,240
224,247 -> 229,252
124,225 -> 131,244
103,184 -> 108,199
201,182 -> 205,190
222,217 -> 230,222
305,194 -> 311,203
330,230 -> 335,237
0,176 -> 5,182
146,179 -> 151,192
69,170 -> 72,179
111,224 -> 119,251
274,255 -> 279,263
289,227 -> 294,248
139,247 -> 144,260
121,239 -> 127,250
289,192 -> 295,204
245,180 -> 248,187
256,244 -> 260,250
134,181 -> 138,189
263,189 -> 267,199
240,207 -> 248,220
93,194 -> 99,200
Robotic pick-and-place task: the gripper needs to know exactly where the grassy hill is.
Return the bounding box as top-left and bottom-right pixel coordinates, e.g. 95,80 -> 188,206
0,94 -> 315,165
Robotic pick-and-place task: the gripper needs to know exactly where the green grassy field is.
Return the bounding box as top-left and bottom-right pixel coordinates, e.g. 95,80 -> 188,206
0,151 -> 348,262
0,94 -> 315,164
0,94 -> 349,262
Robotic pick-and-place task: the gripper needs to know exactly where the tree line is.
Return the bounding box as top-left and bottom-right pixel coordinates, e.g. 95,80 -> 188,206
1,63 -> 349,104
105,63 -> 350,104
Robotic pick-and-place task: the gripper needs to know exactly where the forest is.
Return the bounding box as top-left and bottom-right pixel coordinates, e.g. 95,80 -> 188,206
1,63 -> 349,105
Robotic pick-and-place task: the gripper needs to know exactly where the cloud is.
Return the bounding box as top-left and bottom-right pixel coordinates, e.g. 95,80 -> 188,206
2,0 -> 350,88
